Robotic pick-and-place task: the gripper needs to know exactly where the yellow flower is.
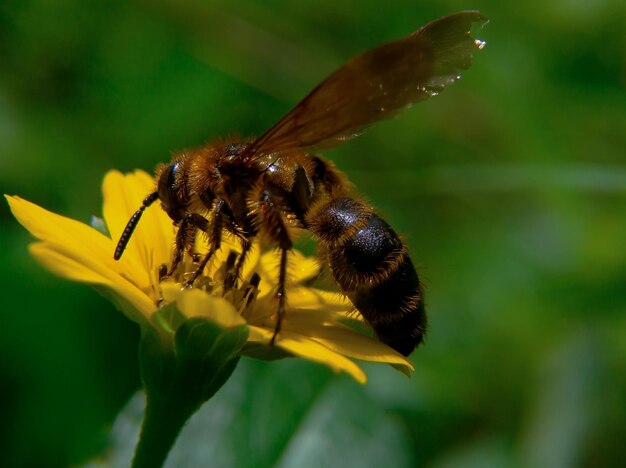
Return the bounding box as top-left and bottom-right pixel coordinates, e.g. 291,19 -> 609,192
5,170 -> 413,383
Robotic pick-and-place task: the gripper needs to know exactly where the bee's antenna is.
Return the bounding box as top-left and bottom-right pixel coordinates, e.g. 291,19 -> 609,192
114,192 -> 159,260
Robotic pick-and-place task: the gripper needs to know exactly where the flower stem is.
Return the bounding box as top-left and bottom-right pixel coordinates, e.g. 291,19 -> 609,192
131,395 -> 197,468
131,320 -> 248,467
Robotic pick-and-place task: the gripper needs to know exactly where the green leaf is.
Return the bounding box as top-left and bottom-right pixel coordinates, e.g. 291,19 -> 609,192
101,359 -> 416,467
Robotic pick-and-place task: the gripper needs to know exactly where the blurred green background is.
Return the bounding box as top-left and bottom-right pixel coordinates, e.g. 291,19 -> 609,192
1,0 -> 625,466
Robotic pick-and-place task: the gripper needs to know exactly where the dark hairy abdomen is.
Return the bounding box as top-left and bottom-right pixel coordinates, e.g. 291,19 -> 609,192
307,197 -> 426,356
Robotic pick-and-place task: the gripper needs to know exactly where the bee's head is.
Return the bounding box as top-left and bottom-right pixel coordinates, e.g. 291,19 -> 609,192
115,161 -> 187,261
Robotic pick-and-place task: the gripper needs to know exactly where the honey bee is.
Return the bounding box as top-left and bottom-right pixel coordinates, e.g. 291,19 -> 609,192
114,11 -> 487,356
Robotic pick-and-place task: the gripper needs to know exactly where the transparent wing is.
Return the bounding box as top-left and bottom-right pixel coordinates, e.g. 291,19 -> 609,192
243,11 -> 487,161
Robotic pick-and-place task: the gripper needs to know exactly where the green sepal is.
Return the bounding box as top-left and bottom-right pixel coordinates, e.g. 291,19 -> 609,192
133,306 -> 249,468
153,302 -> 187,335
137,325 -> 176,403
174,317 -> 249,402
138,311 -> 249,406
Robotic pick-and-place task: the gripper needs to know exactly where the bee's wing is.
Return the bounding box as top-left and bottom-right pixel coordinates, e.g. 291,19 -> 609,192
244,11 -> 487,161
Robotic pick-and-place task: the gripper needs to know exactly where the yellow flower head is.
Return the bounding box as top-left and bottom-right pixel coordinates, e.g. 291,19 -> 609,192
6,170 -> 413,383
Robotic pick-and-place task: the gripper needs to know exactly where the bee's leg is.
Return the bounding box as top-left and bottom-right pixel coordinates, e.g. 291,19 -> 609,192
185,199 -> 226,287
271,246 -> 289,345
255,189 -> 293,344
222,250 -> 240,291
229,239 -> 252,287
222,238 -> 253,292
244,273 -> 261,307
165,213 -> 209,279
186,244 -> 202,263
166,219 -> 195,278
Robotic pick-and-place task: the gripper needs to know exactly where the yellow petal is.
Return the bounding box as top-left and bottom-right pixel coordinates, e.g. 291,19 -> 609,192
283,318 -> 414,374
102,170 -> 172,276
284,249 -> 321,284
174,287 -> 247,328
29,242 -> 113,284
247,326 -> 367,383
7,195 -> 156,322
29,243 -> 153,325
160,282 -> 182,304
286,286 -> 355,315
7,195 -> 117,268
7,195 -> 145,283
255,249 -> 321,295
102,170 -> 147,238
243,297 -> 341,333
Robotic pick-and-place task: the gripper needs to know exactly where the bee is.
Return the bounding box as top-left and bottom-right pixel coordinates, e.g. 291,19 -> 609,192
114,11 -> 487,356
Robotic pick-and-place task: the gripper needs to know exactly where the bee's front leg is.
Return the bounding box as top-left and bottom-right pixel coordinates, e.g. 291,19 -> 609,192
164,213 -> 209,280
184,199 -> 229,287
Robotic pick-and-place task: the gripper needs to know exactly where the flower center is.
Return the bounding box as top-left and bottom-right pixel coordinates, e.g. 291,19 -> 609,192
157,248 -> 261,318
